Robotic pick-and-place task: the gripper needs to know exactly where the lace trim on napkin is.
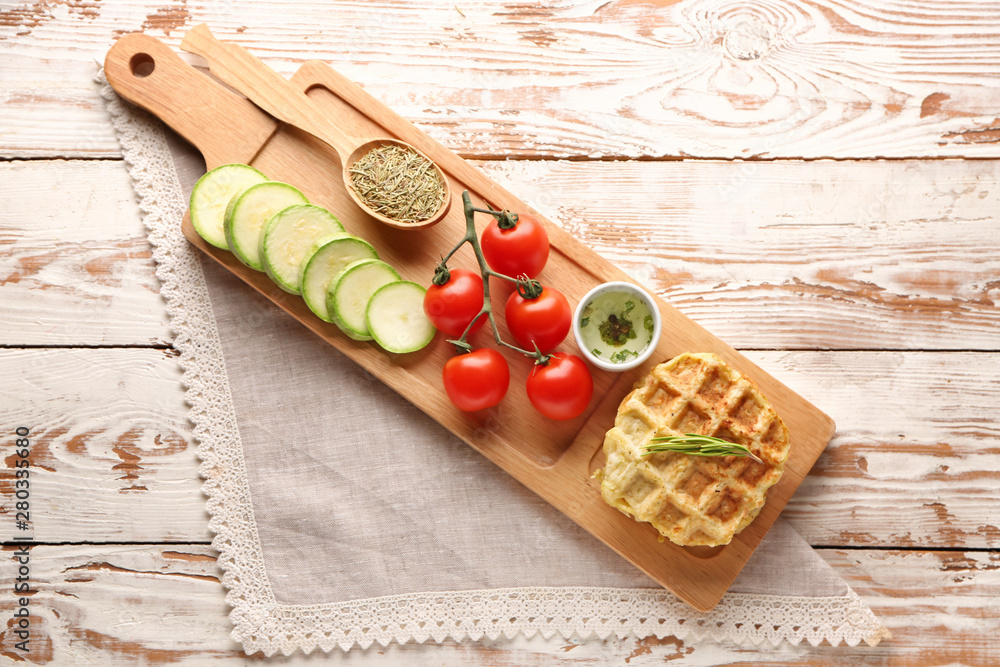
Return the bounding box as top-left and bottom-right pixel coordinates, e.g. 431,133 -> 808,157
97,69 -> 889,656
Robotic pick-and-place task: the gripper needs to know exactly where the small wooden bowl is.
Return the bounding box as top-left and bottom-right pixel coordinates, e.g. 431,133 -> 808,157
343,138 -> 452,230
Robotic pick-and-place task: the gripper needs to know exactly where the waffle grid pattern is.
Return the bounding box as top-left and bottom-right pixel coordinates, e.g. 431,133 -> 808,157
601,353 -> 791,547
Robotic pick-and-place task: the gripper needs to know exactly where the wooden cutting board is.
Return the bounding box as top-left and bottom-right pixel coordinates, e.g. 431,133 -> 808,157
104,27 -> 836,612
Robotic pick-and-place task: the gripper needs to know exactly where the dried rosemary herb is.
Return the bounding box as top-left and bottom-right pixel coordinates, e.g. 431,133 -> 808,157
348,144 -> 446,223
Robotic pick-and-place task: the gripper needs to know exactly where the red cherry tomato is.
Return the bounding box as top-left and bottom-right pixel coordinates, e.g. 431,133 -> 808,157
505,286 -> 571,353
481,212 -> 549,279
442,348 -> 510,411
423,268 -> 485,337
526,353 -> 594,421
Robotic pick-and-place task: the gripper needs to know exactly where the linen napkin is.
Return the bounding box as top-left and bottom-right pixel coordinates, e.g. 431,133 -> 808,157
99,69 -> 888,656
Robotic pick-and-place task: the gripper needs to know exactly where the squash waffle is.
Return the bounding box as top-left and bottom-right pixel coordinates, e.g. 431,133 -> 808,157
600,352 -> 790,547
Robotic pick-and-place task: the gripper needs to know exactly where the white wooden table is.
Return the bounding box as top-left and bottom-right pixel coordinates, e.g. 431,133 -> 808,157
2,1 -> 999,663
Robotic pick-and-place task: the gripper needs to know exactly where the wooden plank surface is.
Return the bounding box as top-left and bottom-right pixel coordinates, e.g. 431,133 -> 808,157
0,161 -> 171,346
0,348 -> 207,543
4,1 -> 1000,160
2,0 -> 999,662
103,28 -> 836,611
1,545 -> 998,665
3,346 -> 997,548
479,158 -> 1000,351
5,158 -> 998,350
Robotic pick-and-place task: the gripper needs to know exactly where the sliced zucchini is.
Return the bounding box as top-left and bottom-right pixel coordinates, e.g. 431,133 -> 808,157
327,259 -> 401,341
366,281 -> 436,353
224,181 -> 309,271
189,164 -> 268,250
261,204 -> 345,294
300,236 -> 378,322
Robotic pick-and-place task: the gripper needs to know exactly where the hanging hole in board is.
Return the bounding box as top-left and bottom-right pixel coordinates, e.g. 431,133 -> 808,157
130,53 -> 155,78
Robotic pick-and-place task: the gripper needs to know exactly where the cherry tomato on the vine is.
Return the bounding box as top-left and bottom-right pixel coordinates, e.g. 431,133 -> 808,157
480,212 -> 549,279
505,286 -> 571,353
423,268 -> 485,337
526,353 -> 594,421
442,348 -> 510,412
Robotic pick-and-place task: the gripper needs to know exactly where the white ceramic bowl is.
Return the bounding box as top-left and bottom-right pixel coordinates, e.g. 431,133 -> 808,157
572,281 -> 662,372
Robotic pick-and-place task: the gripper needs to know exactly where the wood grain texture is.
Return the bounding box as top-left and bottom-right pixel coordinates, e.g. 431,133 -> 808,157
0,349 -> 208,543
748,350 -> 1000,550
101,32 -> 837,610
3,346 -> 997,549
5,157 -> 997,351
0,160 -> 171,346
103,32 -> 276,170
5,0 -> 1000,159
480,158 -> 1000,351
3,0 -> 999,661
1,544 -> 996,664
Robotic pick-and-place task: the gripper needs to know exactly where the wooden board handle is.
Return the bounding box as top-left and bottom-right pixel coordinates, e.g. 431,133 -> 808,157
181,24 -> 354,161
104,32 -> 276,169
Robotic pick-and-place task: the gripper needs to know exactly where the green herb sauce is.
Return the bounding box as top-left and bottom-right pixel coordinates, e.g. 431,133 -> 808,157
579,291 -> 654,364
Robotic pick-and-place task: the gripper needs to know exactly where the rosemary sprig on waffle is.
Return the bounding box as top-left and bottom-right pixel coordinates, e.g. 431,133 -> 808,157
642,433 -> 764,464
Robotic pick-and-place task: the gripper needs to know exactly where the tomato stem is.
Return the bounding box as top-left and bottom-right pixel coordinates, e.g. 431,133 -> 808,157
437,191 -> 547,360
515,277 -> 543,300
431,262 -> 451,286
472,206 -> 519,230
530,342 -> 552,366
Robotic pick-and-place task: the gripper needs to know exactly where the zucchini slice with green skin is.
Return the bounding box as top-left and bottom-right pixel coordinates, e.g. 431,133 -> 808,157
300,236 -> 378,322
224,181 -> 309,271
327,259 -> 401,341
367,281 -> 436,353
261,204 -> 345,294
189,164 -> 268,250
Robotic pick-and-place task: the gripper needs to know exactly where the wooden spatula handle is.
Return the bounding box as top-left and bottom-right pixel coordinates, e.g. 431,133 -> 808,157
181,24 -> 353,160
104,32 -> 275,169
